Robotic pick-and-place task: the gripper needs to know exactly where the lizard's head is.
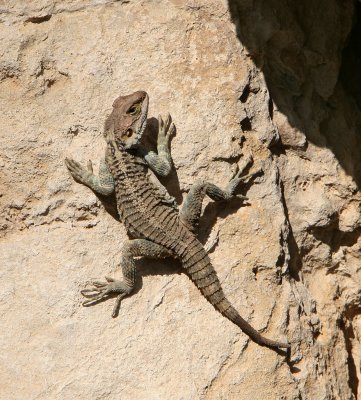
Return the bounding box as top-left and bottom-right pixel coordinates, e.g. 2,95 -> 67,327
104,90 -> 149,149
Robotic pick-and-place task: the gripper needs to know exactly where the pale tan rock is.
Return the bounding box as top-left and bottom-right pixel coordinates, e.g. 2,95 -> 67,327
1,1 -> 360,399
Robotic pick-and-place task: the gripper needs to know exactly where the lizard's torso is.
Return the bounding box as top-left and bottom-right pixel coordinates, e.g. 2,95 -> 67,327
107,142 -> 196,258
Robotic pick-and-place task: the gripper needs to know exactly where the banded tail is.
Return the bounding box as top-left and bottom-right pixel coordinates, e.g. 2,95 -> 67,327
183,244 -> 290,349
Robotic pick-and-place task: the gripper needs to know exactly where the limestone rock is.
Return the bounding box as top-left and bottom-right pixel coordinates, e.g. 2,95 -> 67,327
1,1 -> 360,399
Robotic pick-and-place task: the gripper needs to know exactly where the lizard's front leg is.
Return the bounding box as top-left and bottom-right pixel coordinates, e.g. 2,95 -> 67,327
65,157 -> 114,196
180,154 -> 261,233
81,239 -> 172,317
142,113 -> 175,177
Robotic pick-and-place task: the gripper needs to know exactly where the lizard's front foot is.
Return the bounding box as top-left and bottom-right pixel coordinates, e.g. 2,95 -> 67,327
81,277 -> 133,317
158,113 -> 175,148
65,158 -> 94,186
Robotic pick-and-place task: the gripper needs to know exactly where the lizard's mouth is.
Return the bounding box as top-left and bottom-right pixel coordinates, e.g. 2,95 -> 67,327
137,93 -> 149,141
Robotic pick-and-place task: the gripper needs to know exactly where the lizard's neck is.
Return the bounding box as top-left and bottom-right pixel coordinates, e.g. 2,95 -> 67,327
106,140 -> 146,173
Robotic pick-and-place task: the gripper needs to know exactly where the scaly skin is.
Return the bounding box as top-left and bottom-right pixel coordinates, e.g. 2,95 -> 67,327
65,91 -> 290,350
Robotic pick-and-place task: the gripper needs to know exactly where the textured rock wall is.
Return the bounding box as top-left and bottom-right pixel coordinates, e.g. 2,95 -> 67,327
1,1 -> 360,399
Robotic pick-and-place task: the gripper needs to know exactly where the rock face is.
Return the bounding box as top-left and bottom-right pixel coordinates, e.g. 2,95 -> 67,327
0,1 -> 360,399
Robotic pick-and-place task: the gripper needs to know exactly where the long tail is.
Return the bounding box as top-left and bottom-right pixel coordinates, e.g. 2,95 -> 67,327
183,247 -> 290,349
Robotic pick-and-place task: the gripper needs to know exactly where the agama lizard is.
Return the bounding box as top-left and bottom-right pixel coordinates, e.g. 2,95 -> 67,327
65,91 -> 290,349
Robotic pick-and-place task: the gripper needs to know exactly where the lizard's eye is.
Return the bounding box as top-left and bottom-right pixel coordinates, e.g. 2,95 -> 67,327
127,104 -> 140,115
125,129 -> 133,137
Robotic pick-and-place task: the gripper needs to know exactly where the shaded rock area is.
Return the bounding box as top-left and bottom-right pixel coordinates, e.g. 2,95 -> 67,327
0,1 -> 360,399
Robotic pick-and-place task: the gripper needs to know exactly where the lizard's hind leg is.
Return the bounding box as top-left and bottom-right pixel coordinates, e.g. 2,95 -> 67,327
81,239 -> 172,317
180,154 -> 258,233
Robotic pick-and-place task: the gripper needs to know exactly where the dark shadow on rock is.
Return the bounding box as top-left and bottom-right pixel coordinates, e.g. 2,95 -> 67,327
279,180 -> 303,281
310,224 -> 361,256
95,191 -> 120,221
340,304 -> 361,399
198,171 -> 263,245
139,257 -> 182,277
227,0 -> 361,188
198,197 -> 250,245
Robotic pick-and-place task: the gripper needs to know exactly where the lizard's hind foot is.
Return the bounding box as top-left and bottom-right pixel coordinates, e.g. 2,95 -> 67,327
81,276 -> 133,317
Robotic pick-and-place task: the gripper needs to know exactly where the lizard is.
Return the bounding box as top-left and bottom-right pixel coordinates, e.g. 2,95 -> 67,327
65,90 -> 290,350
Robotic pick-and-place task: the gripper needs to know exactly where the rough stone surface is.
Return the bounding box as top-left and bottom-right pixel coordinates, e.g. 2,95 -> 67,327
1,1 -> 360,399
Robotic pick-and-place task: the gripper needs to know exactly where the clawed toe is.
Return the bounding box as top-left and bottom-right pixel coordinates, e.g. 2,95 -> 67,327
112,293 -> 128,318
81,283 -> 109,306
158,113 -> 175,145
82,293 -> 107,306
